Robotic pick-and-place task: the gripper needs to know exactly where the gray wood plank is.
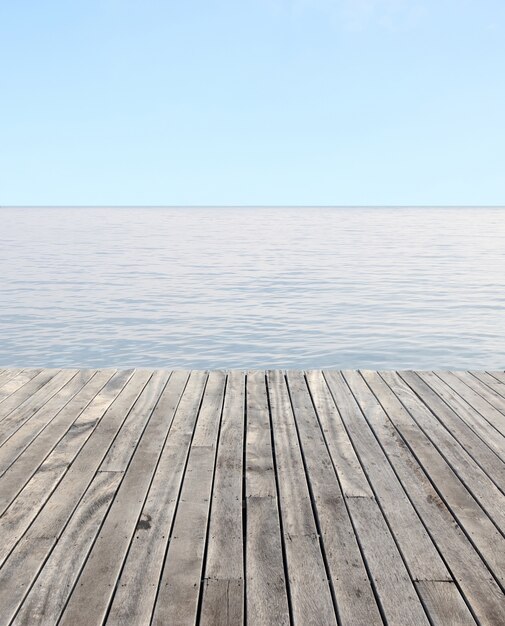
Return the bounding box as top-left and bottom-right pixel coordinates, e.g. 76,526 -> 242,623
0,370 -> 130,516
0,370 -> 150,621
267,370 -> 337,626
399,371 -> 505,492
58,371 -> 189,626
324,371 -> 434,624
346,496 -> 430,626
99,370 -> 171,471
0,370 -> 41,403
380,371 -> 505,529
244,370 -> 290,626
453,371 -> 505,415
362,371 -> 505,588
200,371 -> 246,625
415,581 -> 477,626
286,370 -> 382,626
305,370 -> 373,498
471,371 -> 505,399
486,371 -> 505,388
340,372 -> 505,624
324,370 -> 450,582
151,371 -> 226,626
0,367 -> 503,626
0,374 -> 133,551
105,370 -> 205,625
0,369 -> 60,419
436,371 -> 505,437
416,371 -> 505,462
0,369 -> 97,473
0,369 -> 26,397
0,370 -> 79,445
488,371 -> 505,383
12,471 -> 122,625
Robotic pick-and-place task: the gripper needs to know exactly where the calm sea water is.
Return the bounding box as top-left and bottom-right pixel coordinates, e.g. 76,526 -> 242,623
1,207 -> 504,369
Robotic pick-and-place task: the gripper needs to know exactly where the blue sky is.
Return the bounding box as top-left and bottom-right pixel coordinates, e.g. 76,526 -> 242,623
1,0 -> 504,205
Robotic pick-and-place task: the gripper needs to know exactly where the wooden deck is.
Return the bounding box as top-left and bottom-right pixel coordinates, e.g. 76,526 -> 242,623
0,369 -> 504,625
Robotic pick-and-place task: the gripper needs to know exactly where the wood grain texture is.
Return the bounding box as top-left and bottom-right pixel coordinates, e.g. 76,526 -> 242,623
363,371 -> 505,587
326,370 -> 450,582
414,371 -> 505,463
12,471 -> 122,625
0,370 -> 40,403
0,370 -> 60,419
0,370 -> 79,444
0,368 -> 504,626
200,371 -> 245,625
286,370 -> 382,626
399,371 -> 505,492
59,371 -> 188,626
106,370 -> 204,625
415,581 -> 477,626
343,372 -> 505,624
245,371 -> 290,626
267,370 -> 337,626
151,371 -> 226,626
0,369 -> 98,474
436,371 -> 505,438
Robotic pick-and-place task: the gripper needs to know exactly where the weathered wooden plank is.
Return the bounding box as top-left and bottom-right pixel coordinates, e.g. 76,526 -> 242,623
200,371 -> 246,625
305,370 -> 373,498
245,497 -> 290,626
488,370 -> 505,380
0,369 -> 21,388
0,370 -> 79,445
12,471 -> 122,625
199,579 -> 243,626
0,367 -> 503,626
379,371 -> 505,529
0,368 -> 23,394
436,371 -> 505,437
267,370 -> 337,626
324,370 -> 450,582
487,371 -> 505,386
341,373 -> 505,624
0,374 -> 138,559
0,370 -> 130,516
58,371 -> 189,626
0,370 -> 42,402
471,371 -> 505,399
245,371 -> 278,500
0,369 -> 60,419
399,371 -> 505,492
286,370 -> 382,626
0,370 -> 150,621
325,371 -> 434,624
363,371 -> 505,588
347,496 -> 430,626
244,370 -> 290,626
106,370 -> 205,625
0,370 -> 97,474
151,371 -> 226,626
415,371 -> 505,462
415,581 -> 477,626
453,371 -> 505,415
99,370 -> 171,471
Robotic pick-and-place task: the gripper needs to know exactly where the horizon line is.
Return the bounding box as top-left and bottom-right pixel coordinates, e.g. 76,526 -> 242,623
2,205 -> 505,209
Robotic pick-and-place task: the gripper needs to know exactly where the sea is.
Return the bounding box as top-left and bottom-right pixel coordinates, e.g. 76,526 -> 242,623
1,206 -> 504,370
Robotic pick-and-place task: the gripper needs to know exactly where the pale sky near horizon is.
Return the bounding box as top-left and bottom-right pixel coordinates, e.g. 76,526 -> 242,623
1,1 -> 504,206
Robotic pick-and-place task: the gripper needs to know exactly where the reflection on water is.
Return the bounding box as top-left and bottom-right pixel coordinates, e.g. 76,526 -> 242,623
1,207 -> 504,369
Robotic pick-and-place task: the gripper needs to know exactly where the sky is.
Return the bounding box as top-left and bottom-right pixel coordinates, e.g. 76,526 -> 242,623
0,0 -> 504,206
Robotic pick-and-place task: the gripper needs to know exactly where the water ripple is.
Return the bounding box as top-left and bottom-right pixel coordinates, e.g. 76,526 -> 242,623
1,206 -> 504,369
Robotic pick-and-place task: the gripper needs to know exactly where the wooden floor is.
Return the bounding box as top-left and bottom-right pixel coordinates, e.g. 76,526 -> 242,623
0,370 -> 504,625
